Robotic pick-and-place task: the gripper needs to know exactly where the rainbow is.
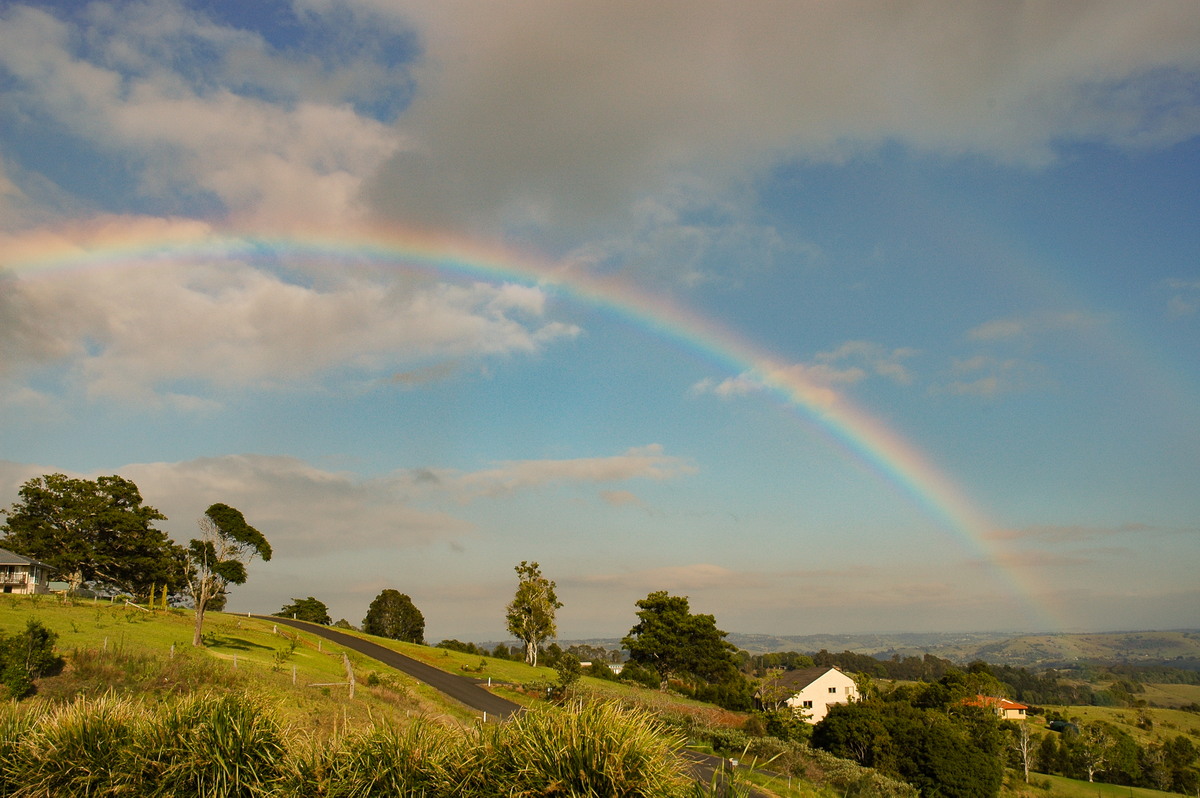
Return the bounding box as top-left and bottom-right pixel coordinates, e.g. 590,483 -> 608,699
2,222 -> 1052,628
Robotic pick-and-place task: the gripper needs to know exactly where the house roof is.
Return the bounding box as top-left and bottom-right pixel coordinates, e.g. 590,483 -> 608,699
0,547 -> 49,567
966,695 -> 1028,711
767,666 -> 851,691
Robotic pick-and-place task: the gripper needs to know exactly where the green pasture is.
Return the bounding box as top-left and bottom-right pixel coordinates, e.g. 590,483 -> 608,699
1026,772 -> 1185,798
1040,703 -> 1200,745
0,595 -> 477,730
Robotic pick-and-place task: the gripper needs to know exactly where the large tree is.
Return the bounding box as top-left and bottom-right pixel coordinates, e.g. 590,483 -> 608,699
505,561 -> 562,667
185,503 -> 271,647
814,700 -> 1004,798
362,589 -> 425,643
274,596 -> 332,625
1,473 -> 185,597
621,590 -> 739,687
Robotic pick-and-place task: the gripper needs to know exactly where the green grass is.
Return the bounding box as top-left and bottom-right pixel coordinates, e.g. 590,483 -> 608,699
1013,772 -> 1186,798
1,595 -> 470,733
1138,682 -> 1200,709
1038,704 -> 1200,746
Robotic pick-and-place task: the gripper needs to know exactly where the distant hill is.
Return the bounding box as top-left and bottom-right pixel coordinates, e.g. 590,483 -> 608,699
719,630 -> 1200,668
547,630 -> 1200,669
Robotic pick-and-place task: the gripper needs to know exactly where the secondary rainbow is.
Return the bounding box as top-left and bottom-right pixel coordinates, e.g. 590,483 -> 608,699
3,224 -> 1053,628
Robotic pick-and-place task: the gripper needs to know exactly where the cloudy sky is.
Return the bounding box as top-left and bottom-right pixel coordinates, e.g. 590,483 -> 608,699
1,1 -> 1198,641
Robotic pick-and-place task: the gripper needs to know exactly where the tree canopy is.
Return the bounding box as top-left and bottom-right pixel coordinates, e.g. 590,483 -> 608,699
621,590 -> 739,687
362,589 -> 425,643
0,473 -> 185,597
274,597 -> 331,625
185,503 -> 271,647
505,561 -> 562,667
813,700 -> 1003,798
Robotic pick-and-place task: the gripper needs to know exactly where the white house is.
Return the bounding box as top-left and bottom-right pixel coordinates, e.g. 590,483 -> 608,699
761,666 -> 859,723
0,547 -> 52,595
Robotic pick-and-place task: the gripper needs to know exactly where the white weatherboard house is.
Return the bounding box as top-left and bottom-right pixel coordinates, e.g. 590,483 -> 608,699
0,547 -> 52,595
765,666 -> 859,723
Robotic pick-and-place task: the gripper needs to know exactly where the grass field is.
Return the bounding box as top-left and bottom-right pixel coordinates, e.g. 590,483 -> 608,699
1020,772 -> 1186,798
1039,703 -> 1200,747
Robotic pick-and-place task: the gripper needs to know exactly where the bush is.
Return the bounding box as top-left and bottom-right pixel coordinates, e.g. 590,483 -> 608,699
0,619 -> 64,699
586,660 -> 619,680
620,660 -> 661,689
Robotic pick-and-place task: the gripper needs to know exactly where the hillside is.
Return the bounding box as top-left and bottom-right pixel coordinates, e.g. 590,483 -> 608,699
717,630 -> 1200,668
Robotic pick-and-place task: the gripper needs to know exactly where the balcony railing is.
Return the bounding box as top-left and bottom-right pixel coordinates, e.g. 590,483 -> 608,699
0,573 -> 30,586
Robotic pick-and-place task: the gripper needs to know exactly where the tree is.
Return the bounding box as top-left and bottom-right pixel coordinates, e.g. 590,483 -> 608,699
814,700 -> 1003,798
185,503 -> 271,647
362,589 -> 425,643
1,473 -> 185,597
505,561 -> 562,667
621,591 -> 739,687
1008,720 -> 1036,783
274,597 -> 331,625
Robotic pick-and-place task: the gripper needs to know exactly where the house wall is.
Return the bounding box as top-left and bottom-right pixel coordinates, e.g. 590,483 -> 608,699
0,564 -> 49,595
785,669 -> 858,723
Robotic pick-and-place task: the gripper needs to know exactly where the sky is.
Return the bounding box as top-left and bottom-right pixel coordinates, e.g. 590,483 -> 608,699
1,1 -> 1198,642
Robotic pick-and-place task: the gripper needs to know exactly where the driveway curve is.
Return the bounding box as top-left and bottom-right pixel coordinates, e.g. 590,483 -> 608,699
253,615 -> 521,720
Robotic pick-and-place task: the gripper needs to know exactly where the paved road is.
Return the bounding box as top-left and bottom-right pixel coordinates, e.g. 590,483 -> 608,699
253,615 -> 521,719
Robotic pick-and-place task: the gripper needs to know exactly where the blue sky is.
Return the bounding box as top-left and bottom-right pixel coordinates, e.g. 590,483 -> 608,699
1,1 -> 1197,641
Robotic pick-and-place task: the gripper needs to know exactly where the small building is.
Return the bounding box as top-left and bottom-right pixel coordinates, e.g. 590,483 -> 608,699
760,666 -> 859,723
0,547 -> 52,595
966,694 -> 1029,720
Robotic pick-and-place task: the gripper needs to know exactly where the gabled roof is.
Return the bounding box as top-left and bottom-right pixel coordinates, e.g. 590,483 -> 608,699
0,547 -> 49,567
768,666 -> 852,691
966,694 -> 1028,711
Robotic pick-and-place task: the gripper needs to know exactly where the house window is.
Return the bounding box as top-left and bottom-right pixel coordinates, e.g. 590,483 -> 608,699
828,687 -> 837,693
802,701 -> 813,709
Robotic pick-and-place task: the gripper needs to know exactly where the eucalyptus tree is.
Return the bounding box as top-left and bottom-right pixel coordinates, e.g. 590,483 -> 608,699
186,503 -> 271,647
505,561 -> 562,667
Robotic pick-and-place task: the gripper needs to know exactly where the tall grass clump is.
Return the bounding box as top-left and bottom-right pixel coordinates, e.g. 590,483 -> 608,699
311,719 -> 460,797
11,693 -> 142,797
135,692 -> 289,797
478,701 -> 693,797
0,702 -> 40,797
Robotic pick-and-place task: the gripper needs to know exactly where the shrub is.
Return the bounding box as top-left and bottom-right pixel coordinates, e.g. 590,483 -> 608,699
620,660 -> 662,689
0,620 -> 64,699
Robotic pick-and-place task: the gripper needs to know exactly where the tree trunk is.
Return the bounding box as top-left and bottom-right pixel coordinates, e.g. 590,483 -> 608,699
193,602 -> 206,647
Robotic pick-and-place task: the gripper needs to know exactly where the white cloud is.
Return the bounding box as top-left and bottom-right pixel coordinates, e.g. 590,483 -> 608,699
446,444 -> 695,501
968,318 -> 1027,341
968,312 -> 1102,342
0,3 -> 404,227
1163,279 -> 1200,318
122,455 -> 474,555
937,355 -> 1042,398
691,340 -> 915,405
581,563 -> 740,592
0,225 -> 579,404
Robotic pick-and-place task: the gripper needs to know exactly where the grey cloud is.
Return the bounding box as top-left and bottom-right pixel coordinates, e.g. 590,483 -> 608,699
359,1 -> 1200,238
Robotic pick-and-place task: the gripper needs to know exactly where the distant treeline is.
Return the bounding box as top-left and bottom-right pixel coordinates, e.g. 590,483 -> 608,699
745,649 -> 1200,710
